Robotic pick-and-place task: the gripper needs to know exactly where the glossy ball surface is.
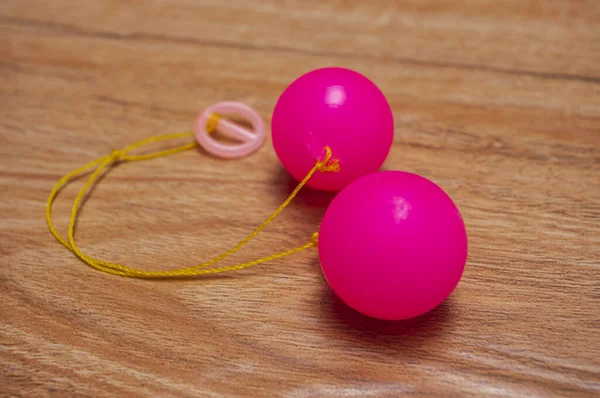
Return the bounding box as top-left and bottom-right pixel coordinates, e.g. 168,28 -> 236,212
318,171 -> 468,320
272,67 -> 394,191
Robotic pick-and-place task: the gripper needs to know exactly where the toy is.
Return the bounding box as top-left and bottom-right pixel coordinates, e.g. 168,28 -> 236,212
47,68 -> 468,322
272,67 -> 394,191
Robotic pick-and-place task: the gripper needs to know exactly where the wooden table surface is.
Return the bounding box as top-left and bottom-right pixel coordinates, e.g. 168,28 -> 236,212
1,1 -> 599,396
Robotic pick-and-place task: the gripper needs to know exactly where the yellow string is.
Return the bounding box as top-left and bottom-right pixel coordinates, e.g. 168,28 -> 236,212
46,131 -> 339,278
205,113 -> 221,134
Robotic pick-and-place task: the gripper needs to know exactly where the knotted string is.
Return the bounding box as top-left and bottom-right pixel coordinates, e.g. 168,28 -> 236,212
46,130 -> 339,278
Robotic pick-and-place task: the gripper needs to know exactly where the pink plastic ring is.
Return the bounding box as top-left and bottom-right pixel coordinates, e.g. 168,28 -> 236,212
194,101 -> 266,159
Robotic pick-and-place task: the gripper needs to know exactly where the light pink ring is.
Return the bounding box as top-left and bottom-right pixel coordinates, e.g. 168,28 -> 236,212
194,101 -> 266,159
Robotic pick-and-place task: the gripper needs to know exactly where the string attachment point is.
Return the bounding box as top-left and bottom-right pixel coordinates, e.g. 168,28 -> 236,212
316,146 -> 340,173
205,113 -> 221,134
311,232 -> 319,247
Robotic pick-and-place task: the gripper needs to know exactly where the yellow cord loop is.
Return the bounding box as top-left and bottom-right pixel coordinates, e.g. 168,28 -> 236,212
46,133 -> 339,279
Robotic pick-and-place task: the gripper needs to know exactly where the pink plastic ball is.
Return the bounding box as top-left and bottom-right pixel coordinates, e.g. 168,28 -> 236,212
272,67 -> 394,191
318,171 -> 468,320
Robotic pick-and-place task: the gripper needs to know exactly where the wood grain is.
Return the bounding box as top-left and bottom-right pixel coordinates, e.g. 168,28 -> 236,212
1,0 -> 599,396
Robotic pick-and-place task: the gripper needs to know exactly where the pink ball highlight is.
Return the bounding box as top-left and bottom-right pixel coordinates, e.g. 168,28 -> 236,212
272,67 -> 394,191
318,171 -> 468,320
